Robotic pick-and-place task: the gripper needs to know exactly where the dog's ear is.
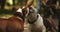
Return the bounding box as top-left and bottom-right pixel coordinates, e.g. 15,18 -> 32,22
16,8 -> 22,13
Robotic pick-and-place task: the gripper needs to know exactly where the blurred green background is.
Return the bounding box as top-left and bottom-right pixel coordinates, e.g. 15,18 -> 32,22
0,0 -> 60,19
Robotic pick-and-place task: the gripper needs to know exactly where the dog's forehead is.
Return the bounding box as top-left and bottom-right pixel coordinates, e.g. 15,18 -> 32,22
17,8 -> 22,13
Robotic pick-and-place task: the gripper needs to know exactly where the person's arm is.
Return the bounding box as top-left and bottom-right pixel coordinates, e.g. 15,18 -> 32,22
22,0 -> 34,15
24,0 -> 34,9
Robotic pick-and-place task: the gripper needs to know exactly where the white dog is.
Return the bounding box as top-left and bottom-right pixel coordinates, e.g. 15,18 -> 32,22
24,7 -> 46,32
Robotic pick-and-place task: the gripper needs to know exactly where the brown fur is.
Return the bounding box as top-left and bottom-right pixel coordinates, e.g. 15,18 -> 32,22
0,16 -> 24,32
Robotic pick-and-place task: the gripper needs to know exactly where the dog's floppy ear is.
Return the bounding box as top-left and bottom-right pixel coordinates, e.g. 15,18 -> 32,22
16,8 -> 22,13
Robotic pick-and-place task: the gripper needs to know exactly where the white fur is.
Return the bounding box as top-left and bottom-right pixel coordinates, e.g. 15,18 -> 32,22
17,8 -> 22,13
32,14 -> 46,32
